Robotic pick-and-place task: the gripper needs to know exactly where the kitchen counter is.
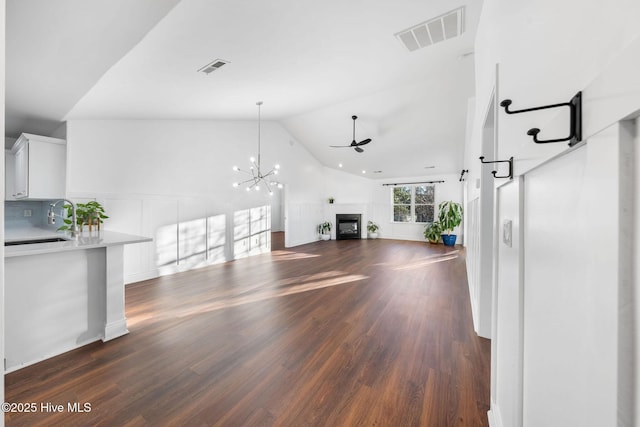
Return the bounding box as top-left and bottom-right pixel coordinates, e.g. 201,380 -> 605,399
5,228 -> 152,257
5,227 -> 152,372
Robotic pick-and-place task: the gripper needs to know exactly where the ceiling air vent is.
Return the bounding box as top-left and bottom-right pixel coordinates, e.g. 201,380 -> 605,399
395,6 -> 465,52
198,59 -> 230,74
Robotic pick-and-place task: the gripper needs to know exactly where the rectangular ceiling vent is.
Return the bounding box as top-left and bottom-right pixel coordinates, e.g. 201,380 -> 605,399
395,6 -> 465,52
198,59 -> 230,74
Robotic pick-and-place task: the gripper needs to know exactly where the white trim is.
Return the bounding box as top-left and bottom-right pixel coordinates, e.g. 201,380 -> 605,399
103,319 -> 129,342
4,337 -> 102,374
487,403 -> 504,427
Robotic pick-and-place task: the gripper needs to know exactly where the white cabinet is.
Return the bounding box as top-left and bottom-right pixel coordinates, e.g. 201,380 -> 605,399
13,142 -> 28,198
5,150 -> 16,201
10,133 -> 66,200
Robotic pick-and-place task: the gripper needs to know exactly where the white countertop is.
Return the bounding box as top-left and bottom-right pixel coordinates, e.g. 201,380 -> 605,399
5,227 -> 152,258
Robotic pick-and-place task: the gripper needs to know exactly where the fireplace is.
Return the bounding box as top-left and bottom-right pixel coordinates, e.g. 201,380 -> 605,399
336,214 -> 361,240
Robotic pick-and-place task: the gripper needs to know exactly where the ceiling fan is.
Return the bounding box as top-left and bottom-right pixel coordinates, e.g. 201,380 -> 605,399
330,115 -> 372,153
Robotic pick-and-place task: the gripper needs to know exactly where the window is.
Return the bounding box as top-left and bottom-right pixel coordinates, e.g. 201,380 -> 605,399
392,184 -> 435,223
414,185 -> 435,222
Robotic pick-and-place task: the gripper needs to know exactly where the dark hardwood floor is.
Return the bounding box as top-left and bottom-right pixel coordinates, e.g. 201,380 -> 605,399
5,237 -> 490,426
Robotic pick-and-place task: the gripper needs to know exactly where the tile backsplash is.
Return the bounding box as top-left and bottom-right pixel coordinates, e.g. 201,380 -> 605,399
5,200 -> 60,232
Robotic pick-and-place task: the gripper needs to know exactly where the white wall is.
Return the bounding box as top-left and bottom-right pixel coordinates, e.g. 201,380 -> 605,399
634,116 -> 640,422
371,174 -> 463,242
322,167 -> 464,242
1,0 -> 6,419
472,0 -> 640,176
320,167 -> 371,239
66,119 -> 325,282
471,1 -> 640,426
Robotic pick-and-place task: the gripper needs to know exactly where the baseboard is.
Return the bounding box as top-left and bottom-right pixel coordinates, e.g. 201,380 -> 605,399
103,319 -> 129,342
468,287 -> 481,335
125,270 -> 158,284
487,403 -> 504,427
5,336 -> 102,373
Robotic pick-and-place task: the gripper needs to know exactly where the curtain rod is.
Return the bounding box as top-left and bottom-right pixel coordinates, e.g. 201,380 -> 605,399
382,180 -> 445,186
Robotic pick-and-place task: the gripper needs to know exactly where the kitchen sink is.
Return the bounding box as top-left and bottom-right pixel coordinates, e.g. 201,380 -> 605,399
4,237 -> 70,246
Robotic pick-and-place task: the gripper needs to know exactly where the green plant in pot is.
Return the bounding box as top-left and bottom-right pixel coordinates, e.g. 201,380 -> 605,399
367,221 -> 379,239
317,221 -> 332,240
423,221 -> 442,244
438,200 -> 463,246
58,201 -> 109,233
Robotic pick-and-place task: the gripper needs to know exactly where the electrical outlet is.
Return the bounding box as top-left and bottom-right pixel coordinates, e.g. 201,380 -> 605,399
23,209 -> 32,217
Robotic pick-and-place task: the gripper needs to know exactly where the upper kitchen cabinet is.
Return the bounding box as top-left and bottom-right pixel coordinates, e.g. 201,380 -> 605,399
9,133 -> 66,200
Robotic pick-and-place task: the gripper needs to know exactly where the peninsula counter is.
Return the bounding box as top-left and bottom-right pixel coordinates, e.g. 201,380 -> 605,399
5,230 -> 151,372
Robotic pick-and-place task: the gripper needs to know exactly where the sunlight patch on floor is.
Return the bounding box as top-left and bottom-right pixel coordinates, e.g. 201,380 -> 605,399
127,271 -> 367,327
175,273 -> 368,318
391,250 -> 460,271
271,250 -> 321,261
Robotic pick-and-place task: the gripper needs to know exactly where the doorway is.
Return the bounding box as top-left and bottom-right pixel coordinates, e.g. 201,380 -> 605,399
270,184 -> 285,251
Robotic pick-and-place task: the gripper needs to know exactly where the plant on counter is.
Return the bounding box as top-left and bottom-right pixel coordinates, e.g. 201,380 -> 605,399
328,197 -> 335,204
423,221 -> 442,244
58,201 -> 109,233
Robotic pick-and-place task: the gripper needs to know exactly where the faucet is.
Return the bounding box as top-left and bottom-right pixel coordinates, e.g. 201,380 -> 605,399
48,199 -> 80,238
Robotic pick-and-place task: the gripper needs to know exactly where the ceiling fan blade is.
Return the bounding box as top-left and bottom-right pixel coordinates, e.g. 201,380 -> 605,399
330,115 -> 371,152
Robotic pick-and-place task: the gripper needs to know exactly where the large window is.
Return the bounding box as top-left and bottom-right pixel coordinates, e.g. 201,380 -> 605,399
392,184 -> 435,223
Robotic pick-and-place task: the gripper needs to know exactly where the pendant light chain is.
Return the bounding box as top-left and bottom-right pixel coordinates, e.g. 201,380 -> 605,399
257,101 -> 262,169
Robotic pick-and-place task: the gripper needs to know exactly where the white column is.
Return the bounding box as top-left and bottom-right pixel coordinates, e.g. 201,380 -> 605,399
103,245 -> 129,341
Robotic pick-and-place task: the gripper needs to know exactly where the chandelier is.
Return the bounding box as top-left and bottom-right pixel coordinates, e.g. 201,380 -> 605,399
232,101 -> 282,195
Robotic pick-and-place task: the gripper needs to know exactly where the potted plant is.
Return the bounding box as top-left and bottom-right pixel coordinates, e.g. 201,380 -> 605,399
328,197 -> 335,204
423,221 -> 442,244
367,221 -> 379,239
83,201 -> 109,232
438,200 -> 463,246
58,201 -> 109,233
317,221 -> 332,240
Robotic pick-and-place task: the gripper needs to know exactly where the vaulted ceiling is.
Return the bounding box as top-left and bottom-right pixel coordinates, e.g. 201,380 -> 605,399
6,0 -> 481,179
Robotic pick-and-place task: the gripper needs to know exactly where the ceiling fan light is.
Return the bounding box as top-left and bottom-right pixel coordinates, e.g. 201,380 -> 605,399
232,182 -> 239,187
275,164 -> 280,169
277,183 -> 283,189
250,156 -> 256,163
